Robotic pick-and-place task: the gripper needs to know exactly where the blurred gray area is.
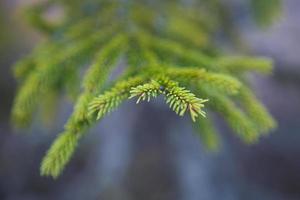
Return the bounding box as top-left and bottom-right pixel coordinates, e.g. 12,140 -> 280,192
0,0 -> 300,200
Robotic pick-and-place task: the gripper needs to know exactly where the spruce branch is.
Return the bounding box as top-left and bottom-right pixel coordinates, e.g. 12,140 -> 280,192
165,14 -> 209,48
40,35 -> 127,178
140,32 -> 214,69
130,78 -> 208,122
82,34 -> 128,92
238,86 -> 277,134
89,76 -> 145,120
40,93 -> 92,178
40,131 -> 81,179
194,114 -> 221,151
163,80 -> 208,122
11,74 -> 40,127
216,56 -> 273,74
129,80 -> 161,103
12,24 -> 118,128
23,2 -> 58,34
202,90 -> 259,143
11,0 -> 279,179
165,67 -> 241,95
13,56 -> 36,80
141,32 -> 274,75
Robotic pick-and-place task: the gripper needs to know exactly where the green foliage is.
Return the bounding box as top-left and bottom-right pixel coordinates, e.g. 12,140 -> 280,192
89,76 -> 144,119
11,0 -> 279,178
194,114 -> 221,151
129,78 -> 208,121
40,131 -> 81,178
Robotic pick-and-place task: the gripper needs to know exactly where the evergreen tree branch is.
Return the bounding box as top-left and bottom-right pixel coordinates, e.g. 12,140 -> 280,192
40,35 -> 126,178
201,89 -> 260,143
216,56 -> 273,74
40,131 -> 82,178
89,76 -> 145,120
11,0 -> 279,178
165,67 -> 241,95
237,86 -> 277,134
141,32 -> 215,69
129,80 -> 161,103
83,34 -> 128,92
162,79 -> 208,122
194,114 -> 221,151
11,25 -> 118,128
130,78 -> 208,122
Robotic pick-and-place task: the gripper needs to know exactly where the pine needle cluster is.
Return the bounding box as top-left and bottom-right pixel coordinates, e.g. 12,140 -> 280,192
12,0 -> 279,178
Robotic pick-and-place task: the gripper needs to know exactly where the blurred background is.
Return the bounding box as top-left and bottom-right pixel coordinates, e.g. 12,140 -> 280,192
0,0 -> 300,200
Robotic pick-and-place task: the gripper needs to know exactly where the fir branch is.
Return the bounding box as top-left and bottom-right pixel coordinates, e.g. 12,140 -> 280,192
203,90 -> 259,143
129,80 -> 161,103
165,14 -> 209,48
89,76 -> 145,120
40,93 -> 93,178
163,80 -> 208,122
141,32 -> 215,69
83,34 -> 128,92
11,24 -> 117,128
238,86 -> 277,134
130,78 -> 208,122
11,74 -> 40,127
194,114 -> 221,151
216,56 -> 273,74
13,56 -> 36,80
11,0 -> 279,179
40,35 -> 127,178
165,67 -> 241,95
23,2 -> 58,34
40,131 -> 82,178
142,32 -> 273,75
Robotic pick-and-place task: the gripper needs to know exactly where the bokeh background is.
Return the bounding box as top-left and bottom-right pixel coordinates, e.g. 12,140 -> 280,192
1,0 -> 300,200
